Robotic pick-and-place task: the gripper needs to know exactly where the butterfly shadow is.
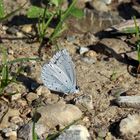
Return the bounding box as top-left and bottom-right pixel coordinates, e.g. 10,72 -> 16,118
14,73 -> 40,92
49,90 -> 68,98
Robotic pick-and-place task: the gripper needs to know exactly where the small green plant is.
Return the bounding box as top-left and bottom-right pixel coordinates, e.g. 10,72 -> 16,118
0,0 -> 27,23
27,0 -> 84,44
133,16 -> 140,71
0,46 -> 39,96
121,16 -> 140,72
110,69 -> 117,81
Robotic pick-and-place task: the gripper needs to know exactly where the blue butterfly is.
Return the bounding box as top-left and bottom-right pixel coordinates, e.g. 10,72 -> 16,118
41,49 -> 79,94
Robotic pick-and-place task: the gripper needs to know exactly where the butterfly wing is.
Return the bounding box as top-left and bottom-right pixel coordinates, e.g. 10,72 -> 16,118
41,63 -> 73,93
49,49 -> 76,87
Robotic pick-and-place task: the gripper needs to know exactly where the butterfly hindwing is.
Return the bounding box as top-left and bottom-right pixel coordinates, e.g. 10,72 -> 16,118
41,63 -> 73,93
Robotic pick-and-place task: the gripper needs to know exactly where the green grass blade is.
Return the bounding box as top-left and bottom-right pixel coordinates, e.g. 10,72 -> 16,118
6,57 -> 40,65
32,121 -> 38,140
133,16 -> 140,39
0,0 -> 4,18
1,65 -> 8,87
46,117 -> 82,140
50,0 -> 77,42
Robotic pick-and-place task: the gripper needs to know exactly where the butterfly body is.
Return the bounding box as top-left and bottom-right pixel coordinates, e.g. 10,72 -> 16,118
41,49 -> 79,94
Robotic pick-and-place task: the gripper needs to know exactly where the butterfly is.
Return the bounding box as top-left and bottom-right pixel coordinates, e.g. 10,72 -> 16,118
41,49 -> 79,94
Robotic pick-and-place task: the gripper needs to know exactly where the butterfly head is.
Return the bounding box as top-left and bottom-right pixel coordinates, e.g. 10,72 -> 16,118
69,86 -> 79,94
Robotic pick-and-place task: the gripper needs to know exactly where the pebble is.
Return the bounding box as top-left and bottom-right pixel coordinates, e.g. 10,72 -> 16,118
0,109 -> 20,130
21,24 -> 32,33
18,124 -> 32,140
0,99 -> 8,122
115,96 -> 140,108
9,116 -> 23,124
5,131 -> 17,139
16,31 -> 24,38
16,99 -> 27,106
74,94 -> 93,110
105,132 -> 112,140
91,0 -> 110,12
18,123 -> 47,140
6,27 -> 18,35
120,114 -> 140,135
26,92 -> 39,103
79,47 -> 89,55
2,125 -> 18,140
66,36 -> 76,42
35,103 -> 82,129
100,0 -> 112,4
4,83 -> 27,98
11,93 -> 21,101
56,125 -> 90,140
36,85 -> 51,96
81,57 -> 97,64
84,50 -> 98,58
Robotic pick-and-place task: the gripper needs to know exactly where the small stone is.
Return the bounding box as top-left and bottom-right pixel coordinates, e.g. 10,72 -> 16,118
36,85 -> 51,96
6,27 -> 18,35
10,124 -> 19,131
120,114 -> 140,135
98,130 -> 107,138
5,131 -> 17,140
100,0 -> 112,4
66,36 -> 76,42
18,123 -> 46,140
81,57 -> 97,64
18,124 -> 32,140
105,132 -> 112,140
74,94 -> 93,110
9,116 -> 23,124
11,93 -> 21,101
2,25 -> 8,31
2,127 -> 12,133
92,1 -> 110,12
26,92 -> 38,103
16,32 -> 24,38
115,96 -> 140,108
0,109 -> 20,130
21,24 -> 32,33
17,99 -> 27,106
7,49 -> 14,55
56,125 -> 90,140
84,50 -> 98,58
79,47 -> 89,55
0,99 -> 8,122
4,83 -> 27,97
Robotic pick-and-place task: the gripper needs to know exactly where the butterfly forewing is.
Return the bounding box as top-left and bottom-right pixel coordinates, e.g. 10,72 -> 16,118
50,49 -> 76,86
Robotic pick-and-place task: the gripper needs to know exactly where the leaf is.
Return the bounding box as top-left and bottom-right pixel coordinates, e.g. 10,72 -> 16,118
27,6 -> 52,18
27,6 -> 44,18
69,7 -> 84,19
0,0 -> 4,18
